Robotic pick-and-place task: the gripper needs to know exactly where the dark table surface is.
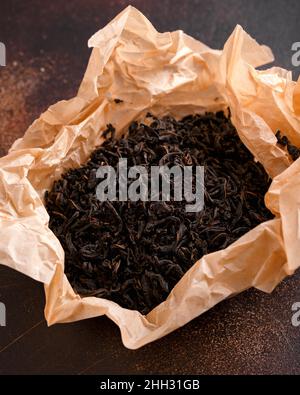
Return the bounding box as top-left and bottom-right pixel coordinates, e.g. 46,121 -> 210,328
1,0 -> 300,375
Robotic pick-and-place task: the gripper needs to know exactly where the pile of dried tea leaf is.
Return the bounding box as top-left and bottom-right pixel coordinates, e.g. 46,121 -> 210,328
45,111 -> 273,314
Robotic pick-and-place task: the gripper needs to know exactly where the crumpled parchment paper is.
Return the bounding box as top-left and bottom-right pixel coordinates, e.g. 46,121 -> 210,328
1,5 -> 300,349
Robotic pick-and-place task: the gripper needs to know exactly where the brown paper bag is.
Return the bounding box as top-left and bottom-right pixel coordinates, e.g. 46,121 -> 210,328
1,6 -> 300,349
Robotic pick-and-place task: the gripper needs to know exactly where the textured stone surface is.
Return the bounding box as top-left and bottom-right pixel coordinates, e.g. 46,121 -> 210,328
0,0 -> 300,374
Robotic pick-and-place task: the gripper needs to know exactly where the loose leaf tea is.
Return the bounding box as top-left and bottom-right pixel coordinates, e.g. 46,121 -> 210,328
276,130 -> 300,161
45,111 -> 273,314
